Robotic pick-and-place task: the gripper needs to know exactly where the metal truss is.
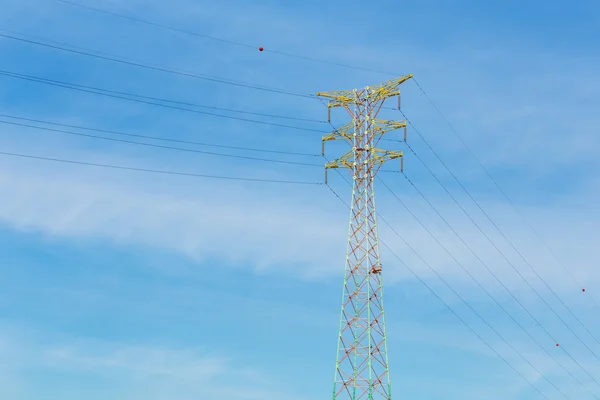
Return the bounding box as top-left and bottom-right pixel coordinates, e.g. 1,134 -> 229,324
318,74 -> 412,400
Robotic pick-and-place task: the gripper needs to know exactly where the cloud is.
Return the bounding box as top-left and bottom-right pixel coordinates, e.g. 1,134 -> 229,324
392,315 -> 600,399
45,343 -> 228,381
1,136 -> 599,311
0,153 -> 341,275
0,324 -> 311,400
3,315 -> 596,400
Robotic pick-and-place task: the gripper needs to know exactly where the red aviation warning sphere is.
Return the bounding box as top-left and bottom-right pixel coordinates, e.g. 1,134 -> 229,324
556,343 -> 560,347
259,46 -> 264,51
582,288 -> 586,292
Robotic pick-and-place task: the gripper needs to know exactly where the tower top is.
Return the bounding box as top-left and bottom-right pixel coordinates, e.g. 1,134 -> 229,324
318,75 -> 412,182
316,74 -> 413,109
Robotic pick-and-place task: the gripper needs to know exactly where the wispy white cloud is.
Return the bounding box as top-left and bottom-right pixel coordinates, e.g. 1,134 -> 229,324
3,316 -> 596,400
0,324 -> 310,400
1,136 -> 599,304
393,315 -> 600,399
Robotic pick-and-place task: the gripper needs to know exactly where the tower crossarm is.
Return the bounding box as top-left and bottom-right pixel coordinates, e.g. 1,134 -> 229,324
365,74 -> 413,100
325,148 -> 403,170
322,121 -> 354,142
371,119 -> 407,135
368,119 -> 407,144
316,74 -> 413,109
321,120 -> 407,144
316,88 -> 356,109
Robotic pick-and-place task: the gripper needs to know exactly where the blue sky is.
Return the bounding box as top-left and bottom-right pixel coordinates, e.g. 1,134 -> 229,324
1,0 -> 600,399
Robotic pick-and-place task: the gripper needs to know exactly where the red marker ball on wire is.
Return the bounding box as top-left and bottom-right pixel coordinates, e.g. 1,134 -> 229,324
556,343 -> 560,347
582,288 -> 586,292
259,46 -> 264,51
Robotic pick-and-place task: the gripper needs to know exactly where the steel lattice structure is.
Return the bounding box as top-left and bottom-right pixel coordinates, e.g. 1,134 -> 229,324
317,74 -> 413,400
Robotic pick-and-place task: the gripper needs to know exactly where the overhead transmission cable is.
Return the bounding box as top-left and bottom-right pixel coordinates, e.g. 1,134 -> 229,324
378,176 -> 600,394
320,83 -> 598,371
0,113 -> 319,157
0,31 -> 316,99
0,119 -> 323,167
0,70 -> 326,133
321,111 -> 590,397
326,175 -> 553,400
0,70 -> 322,123
0,28 -> 401,113
411,78 -> 600,314
54,0 -> 399,77
398,110 -> 600,361
0,115 -> 399,173
0,150 -> 324,185
0,70 -> 401,143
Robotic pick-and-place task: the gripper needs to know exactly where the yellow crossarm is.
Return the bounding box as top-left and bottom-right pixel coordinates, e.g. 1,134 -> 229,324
325,148 -> 403,170
317,74 -> 413,108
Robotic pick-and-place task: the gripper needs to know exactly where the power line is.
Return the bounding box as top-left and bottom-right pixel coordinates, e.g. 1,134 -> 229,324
0,113 -> 319,157
321,97 -> 583,397
0,31 -> 316,100
399,111 -> 600,363
325,121 -> 588,395
326,181 -> 552,400
54,0 -> 399,77
0,150 -> 323,184
0,119 -> 324,168
0,115 -> 399,174
1,70 -> 322,123
0,28 -> 401,113
379,176 -> 600,394
0,70 -> 400,142
322,103 -> 580,396
0,70 -> 327,133
376,212 -> 556,400
411,77 -> 600,314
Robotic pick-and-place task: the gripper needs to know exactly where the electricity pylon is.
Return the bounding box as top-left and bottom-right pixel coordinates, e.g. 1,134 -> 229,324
317,74 -> 413,400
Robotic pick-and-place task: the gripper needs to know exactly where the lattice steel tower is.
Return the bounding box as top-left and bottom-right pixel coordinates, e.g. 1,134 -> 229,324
317,74 -> 413,400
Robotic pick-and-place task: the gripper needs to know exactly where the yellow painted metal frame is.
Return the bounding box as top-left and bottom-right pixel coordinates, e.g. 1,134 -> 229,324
316,74 -> 413,109
322,119 -> 407,143
324,147 -> 403,170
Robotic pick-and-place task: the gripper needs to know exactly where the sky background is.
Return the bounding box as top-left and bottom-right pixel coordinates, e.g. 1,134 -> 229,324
1,0 -> 600,399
